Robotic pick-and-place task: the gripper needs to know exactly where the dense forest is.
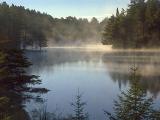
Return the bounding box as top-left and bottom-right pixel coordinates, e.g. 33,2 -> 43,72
102,0 -> 160,48
0,2 -> 50,119
1,0 -> 160,119
0,2 -> 107,49
50,17 -> 103,46
1,0 -> 160,49
0,2 -> 107,119
0,2 -> 53,50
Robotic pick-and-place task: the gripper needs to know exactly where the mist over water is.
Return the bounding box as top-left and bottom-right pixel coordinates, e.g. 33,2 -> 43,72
45,44 -> 112,52
26,48 -> 160,120
47,17 -> 105,47
1,0 -> 160,119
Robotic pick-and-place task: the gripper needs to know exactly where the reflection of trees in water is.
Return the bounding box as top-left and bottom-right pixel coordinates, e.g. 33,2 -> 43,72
0,50 -> 48,120
109,72 -> 160,97
102,51 -> 160,97
26,49 -> 103,73
24,50 -> 160,119
105,68 -> 160,120
26,50 -> 160,97
102,51 -> 160,64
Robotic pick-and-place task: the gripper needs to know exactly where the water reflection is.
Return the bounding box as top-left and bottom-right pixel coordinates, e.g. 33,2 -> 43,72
26,49 -> 160,120
102,51 -> 160,96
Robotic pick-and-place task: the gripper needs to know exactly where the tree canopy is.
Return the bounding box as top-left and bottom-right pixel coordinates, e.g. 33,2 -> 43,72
102,0 -> 160,48
0,2 -> 53,50
0,2 -> 108,49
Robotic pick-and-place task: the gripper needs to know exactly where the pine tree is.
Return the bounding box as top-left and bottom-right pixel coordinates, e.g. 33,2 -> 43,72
105,67 -> 160,120
0,49 -> 48,119
0,50 -> 41,91
71,91 -> 88,120
102,0 -> 160,48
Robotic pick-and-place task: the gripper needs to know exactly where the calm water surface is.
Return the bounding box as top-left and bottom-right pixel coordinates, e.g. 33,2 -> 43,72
26,48 -> 160,120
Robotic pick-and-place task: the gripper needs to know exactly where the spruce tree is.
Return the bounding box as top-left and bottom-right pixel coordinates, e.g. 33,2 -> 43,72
105,67 -> 160,120
71,91 -> 88,120
102,0 -> 160,48
0,49 -> 48,119
0,50 -> 41,90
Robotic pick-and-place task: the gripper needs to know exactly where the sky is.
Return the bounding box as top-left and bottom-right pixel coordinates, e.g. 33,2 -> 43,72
3,0 -> 130,21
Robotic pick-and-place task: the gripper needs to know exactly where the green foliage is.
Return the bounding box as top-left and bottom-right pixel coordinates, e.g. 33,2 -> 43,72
105,67 -> 160,120
0,97 -> 13,120
0,97 -> 9,110
0,50 -> 48,120
102,0 -> 160,48
0,50 -> 41,88
50,17 -> 103,46
0,2 -> 107,48
71,91 -> 88,120
0,2 -> 53,49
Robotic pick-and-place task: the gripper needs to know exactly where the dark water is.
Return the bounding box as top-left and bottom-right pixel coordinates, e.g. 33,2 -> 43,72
26,48 -> 160,120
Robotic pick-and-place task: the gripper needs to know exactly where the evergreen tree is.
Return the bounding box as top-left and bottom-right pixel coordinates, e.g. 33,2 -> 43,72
0,50 -> 41,88
71,91 -> 88,120
105,67 -> 160,120
0,2 -> 52,49
0,50 -> 48,120
102,0 -> 160,48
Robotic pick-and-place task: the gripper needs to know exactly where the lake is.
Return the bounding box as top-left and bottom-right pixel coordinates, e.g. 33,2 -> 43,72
26,48 -> 160,120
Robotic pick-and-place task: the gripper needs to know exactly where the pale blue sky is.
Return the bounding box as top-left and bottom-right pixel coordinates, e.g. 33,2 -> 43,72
3,0 -> 130,21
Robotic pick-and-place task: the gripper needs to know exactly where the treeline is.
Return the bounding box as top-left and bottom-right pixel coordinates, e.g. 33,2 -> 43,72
0,2 -> 53,50
0,2 -> 108,49
50,17 -> 107,46
102,0 -> 160,48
